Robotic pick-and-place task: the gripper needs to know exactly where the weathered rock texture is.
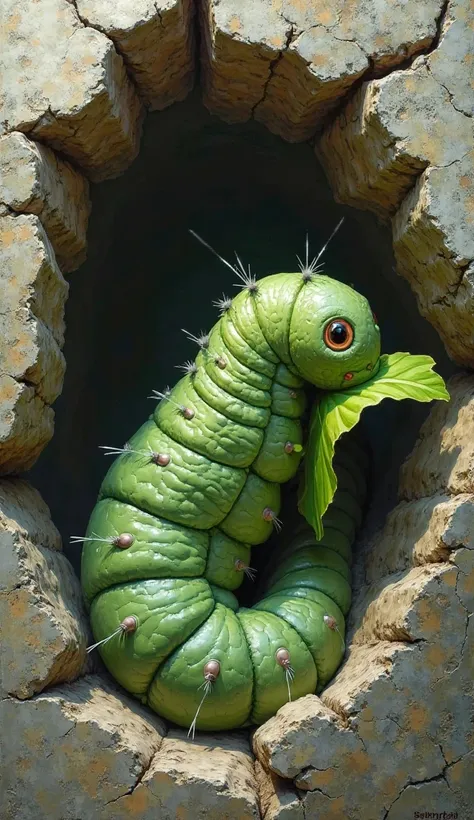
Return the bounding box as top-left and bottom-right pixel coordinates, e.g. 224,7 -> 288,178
199,0 -> 446,140
0,479 -> 88,699
255,760 -> 304,819
393,157 -> 474,368
1,0 -> 143,181
0,214 -> 68,473
0,677 -> 167,820
253,372 -> 474,819
1,0 -> 474,817
317,0 -> 474,366
0,132 -> 90,272
0,677 -> 264,820
104,731 -> 260,819
74,0 -> 195,110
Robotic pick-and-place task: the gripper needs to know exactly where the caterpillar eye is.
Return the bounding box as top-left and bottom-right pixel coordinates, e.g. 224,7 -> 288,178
324,319 -> 354,351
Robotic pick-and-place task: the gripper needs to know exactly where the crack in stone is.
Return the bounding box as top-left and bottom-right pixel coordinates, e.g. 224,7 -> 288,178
66,0 -> 145,102
103,729 -> 168,807
426,0 -> 451,57
44,722 -> 77,756
380,746 -> 469,820
3,3 -> 472,813
307,785 -> 344,800
308,0 -> 451,139
250,25 -> 295,119
425,59 -> 473,120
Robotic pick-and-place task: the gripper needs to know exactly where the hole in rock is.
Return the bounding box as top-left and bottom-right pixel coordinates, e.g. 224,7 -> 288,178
31,91 -> 455,585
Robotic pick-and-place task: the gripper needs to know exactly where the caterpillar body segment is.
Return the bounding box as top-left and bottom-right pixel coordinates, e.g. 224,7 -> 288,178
80,272 -> 384,730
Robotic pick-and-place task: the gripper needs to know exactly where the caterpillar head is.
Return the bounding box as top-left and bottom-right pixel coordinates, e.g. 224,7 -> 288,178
289,276 -> 381,390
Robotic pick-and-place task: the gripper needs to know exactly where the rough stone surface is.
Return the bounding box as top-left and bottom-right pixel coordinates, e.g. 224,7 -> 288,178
429,0 -> 474,119
316,0 -> 474,365
1,0 -> 143,181
0,214 -> 68,473
317,61 -> 473,219
254,760 -> 304,819
400,373 -> 474,499
0,676 -> 167,820
0,476 -> 62,550
0,378 -> 55,475
393,155 -> 474,367
359,492 -> 474,584
253,695 -> 364,780
2,0 -> 474,815
0,478 -> 89,698
104,730 -> 260,819
253,376 -> 474,819
75,0 -> 195,110
0,132 -> 90,272
200,0 -> 447,140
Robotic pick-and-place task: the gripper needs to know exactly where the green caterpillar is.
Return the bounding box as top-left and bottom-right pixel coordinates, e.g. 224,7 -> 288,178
80,248 -> 448,735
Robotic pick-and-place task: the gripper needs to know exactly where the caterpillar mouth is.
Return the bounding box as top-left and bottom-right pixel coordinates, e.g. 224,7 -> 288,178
338,357 -> 381,389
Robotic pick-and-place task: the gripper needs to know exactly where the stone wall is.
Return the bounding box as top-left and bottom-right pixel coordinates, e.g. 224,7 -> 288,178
1,0 -> 473,817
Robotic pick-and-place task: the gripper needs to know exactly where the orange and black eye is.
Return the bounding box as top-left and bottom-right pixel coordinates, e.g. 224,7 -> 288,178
324,319 -> 354,351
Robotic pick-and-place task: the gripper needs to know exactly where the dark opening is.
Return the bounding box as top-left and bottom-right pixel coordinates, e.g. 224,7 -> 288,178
30,91 -> 454,576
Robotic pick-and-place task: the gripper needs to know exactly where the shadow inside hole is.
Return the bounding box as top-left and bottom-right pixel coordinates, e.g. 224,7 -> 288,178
29,90 -> 456,579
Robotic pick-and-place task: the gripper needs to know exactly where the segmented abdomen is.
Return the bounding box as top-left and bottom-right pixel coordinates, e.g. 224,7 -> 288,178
81,278 -> 368,731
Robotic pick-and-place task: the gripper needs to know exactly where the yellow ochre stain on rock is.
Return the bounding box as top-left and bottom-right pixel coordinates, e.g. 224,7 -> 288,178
24,727 -> 44,751
417,598 -> 442,634
269,35 -> 285,49
345,750 -> 371,774
405,704 -> 429,732
228,15 -> 242,34
425,643 -> 446,669
312,767 -> 336,787
119,784 -> 154,816
311,53 -> 328,67
316,9 -> 336,26
0,228 -> 16,248
9,589 -> 29,619
319,795 -> 346,819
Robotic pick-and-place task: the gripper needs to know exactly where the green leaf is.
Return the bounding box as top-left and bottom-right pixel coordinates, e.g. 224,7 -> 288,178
298,353 -> 450,540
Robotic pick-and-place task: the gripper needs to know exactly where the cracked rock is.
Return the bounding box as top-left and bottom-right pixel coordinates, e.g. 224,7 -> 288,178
253,383 -> 473,818
429,0 -> 474,119
393,154 -> 474,366
102,730 -> 260,819
199,0 -> 291,124
385,778 -> 468,820
0,214 -> 68,472
0,379 -> 54,476
400,373 -> 474,499
317,61 -> 473,219
0,676 -> 166,820
1,0 -> 142,181
451,547 -> 474,613
200,0 -> 447,140
253,695 -> 364,780
258,635 -> 472,819
350,564 -> 466,650
254,26 -> 368,142
316,0 -> 474,365
0,475 -> 61,550
0,132 -> 90,273
74,0 -> 195,110
0,478 -> 88,699
359,492 -> 474,584
255,760 -> 304,819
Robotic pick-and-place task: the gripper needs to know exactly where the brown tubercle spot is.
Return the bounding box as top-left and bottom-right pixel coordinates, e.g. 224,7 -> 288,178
113,533 -> 134,549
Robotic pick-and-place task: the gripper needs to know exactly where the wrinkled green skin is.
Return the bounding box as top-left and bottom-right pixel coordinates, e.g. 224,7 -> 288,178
81,273 -> 380,730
